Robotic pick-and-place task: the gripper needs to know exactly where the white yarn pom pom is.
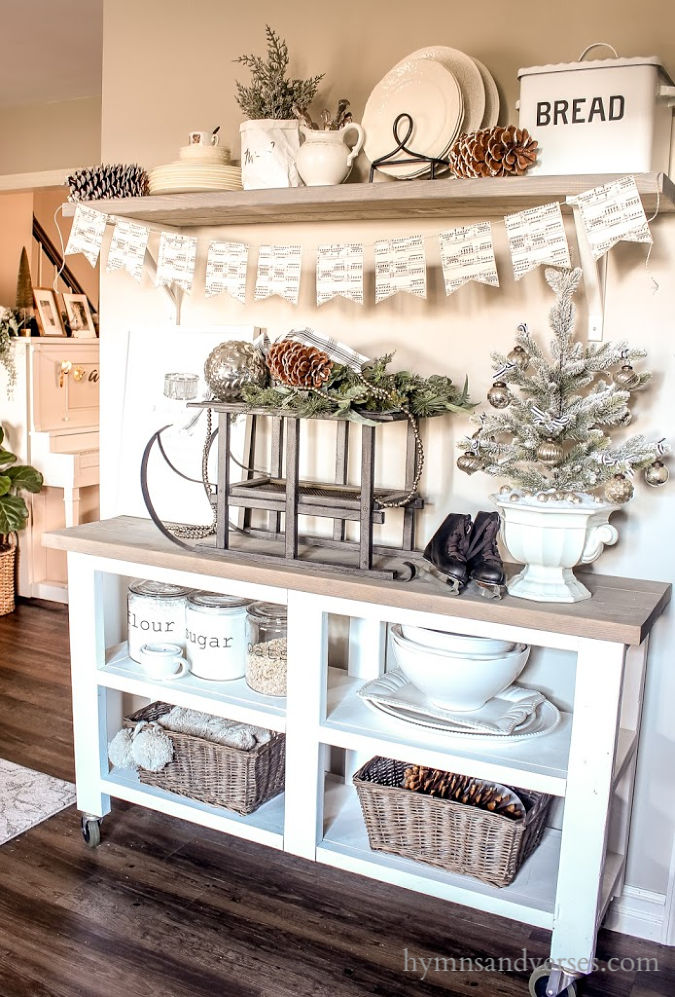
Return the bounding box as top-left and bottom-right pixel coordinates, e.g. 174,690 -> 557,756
108,729 -> 135,769
131,723 -> 173,772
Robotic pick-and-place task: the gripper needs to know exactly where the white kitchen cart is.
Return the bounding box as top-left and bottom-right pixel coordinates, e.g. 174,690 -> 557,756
46,516 -> 671,997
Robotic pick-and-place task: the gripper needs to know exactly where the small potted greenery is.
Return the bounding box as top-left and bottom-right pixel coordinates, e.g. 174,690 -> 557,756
0,426 -> 43,614
235,25 -> 323,189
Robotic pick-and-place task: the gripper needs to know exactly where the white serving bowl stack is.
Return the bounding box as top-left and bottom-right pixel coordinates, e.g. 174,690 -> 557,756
390,624 -> 530,712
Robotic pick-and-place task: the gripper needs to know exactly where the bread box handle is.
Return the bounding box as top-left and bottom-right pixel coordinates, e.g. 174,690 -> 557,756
658,84 -> 675,107
578,42 -> 619,61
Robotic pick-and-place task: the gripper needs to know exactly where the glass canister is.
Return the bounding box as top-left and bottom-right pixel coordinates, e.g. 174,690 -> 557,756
246,603 -> 288,697
185,592 -> 250,681
127,580 -> 192,663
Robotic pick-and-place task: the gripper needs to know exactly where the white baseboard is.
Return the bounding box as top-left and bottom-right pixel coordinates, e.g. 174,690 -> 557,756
604,886 -> 667,943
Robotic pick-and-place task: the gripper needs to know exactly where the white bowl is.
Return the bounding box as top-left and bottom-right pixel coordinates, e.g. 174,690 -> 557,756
390,630 -> 530,711
398,624 -> 514,656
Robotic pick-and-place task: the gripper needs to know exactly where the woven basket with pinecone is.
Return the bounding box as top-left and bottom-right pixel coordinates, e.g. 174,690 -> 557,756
403,765 -> 526,819
66,164 -> 149,202
448,125 -> 538,179
267,340 -> 333,389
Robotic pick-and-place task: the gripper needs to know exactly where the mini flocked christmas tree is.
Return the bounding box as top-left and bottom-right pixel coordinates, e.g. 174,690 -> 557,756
457,267 -> 670,503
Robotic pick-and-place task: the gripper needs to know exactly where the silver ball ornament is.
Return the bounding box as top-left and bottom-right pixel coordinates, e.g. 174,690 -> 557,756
536,492 -> 550,503
509,492 -> 521,502
488,381 -> 510,409
567,493 -> 582,504
499,484 -> 511,495
507,345 -> 530,370
537,437 -> 564,466
204,341 -> 269,401
644,460 -> 670,487
604,473 -> 634,504
456,451 -> 482,475
613,363 -> 640,390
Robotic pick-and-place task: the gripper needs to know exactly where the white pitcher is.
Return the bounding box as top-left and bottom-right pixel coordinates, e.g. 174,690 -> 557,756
295,123 -> 365,186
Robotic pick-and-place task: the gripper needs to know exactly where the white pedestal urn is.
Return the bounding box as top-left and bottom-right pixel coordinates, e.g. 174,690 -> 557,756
492,493 -> 620,603
239,119 -> 302,189
295,123 -> 365,186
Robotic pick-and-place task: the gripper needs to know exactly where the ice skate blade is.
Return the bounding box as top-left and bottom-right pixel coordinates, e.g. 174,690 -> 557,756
469,578 -> 506,600
424,562 -> 465,595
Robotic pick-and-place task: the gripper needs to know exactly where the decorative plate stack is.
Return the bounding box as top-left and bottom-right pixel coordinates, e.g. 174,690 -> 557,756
362,46 -> 500,178
149,143 -> 243,195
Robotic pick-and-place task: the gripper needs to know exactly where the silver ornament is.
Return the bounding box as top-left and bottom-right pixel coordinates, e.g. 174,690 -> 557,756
536,492 -> 550,503
567,493 -> 582,504
204,341 -> 269,401
507,345 -> 530,370
456,451 -> 482,475
537,437 -> 564,466
618,409 -> 633,427
488,381 -> 510,409
644,460 -> 670,487
604,473 -> 634,504
613,363 -> 640,390
509,492 -> 520,502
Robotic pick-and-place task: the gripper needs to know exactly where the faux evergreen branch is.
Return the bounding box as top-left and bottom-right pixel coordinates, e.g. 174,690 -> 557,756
235,25 -> 324,120
458,268 -> 669,497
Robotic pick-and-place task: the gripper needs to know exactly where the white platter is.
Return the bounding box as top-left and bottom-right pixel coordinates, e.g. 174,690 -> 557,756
472,56 -> 500,127
399,46 -> 486,135
363,57 -> 463,179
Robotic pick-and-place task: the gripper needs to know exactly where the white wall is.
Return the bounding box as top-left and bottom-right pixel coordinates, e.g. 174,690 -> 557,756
99,0 -> 675,913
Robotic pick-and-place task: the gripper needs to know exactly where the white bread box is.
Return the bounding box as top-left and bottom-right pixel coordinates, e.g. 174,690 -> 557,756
517,51 -> 675,175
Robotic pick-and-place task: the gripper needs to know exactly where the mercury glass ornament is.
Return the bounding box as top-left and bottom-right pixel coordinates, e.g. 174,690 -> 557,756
536,492 -> 550,503
604,473 -> 634,504
507,345 -> 530,370
488,381 -> 510,409
618,409 -> 633,427
567,493 -> 582,504
613,363 -> 640,390
204,341 -> 269,401
536,437 -> 564,466
499,484 -> 511,494
509,492 -> 521,502
456,451 -> 482,475
644,460 -> 670,487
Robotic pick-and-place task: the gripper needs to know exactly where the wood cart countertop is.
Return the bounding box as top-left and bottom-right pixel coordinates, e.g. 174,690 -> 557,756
45,516 -> 671,646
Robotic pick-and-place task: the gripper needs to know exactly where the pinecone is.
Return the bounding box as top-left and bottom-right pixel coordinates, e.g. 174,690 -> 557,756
448,125 -> 538,179
66,164 -> 149,202
403,766 -> 525,819
267,340 -> 333,389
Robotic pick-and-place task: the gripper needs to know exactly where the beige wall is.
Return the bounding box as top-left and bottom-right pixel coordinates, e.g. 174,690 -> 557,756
0,191 -> 33,306
100,0 -> 675,905
0,97 -> 101,176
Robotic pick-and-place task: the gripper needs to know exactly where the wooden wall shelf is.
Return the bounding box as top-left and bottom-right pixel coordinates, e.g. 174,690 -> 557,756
61,172 -> 675,228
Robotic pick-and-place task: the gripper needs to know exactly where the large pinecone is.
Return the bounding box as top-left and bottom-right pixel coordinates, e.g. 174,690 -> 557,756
448,126 -> 538,179
66,163 -> 149,202
403,765 -> 525,819
267,340 -> 333,389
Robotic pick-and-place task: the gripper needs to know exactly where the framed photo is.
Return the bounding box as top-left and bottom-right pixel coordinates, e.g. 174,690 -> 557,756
33,288 -> 65,337
62,293 -> 96,339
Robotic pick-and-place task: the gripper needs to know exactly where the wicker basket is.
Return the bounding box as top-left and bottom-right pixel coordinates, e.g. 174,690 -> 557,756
353,757 -> 552,888
124,702 -> 285,815
0,541 -> 17,616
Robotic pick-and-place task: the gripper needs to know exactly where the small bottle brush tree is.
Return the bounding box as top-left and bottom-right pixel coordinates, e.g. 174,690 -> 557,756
457,268 -> 669,501
235,26 -> 324,120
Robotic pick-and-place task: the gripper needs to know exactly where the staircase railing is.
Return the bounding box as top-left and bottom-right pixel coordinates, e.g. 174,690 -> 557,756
32,216 -> 98,315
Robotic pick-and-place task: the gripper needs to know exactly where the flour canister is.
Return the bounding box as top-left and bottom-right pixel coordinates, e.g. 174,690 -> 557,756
127,580 -> 192,663
517,52 -> 675,175
185,592 -> 250,680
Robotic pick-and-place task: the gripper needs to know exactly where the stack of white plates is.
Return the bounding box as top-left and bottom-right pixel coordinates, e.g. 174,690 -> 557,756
363,46 -> 500,178
149,145 -> 243,195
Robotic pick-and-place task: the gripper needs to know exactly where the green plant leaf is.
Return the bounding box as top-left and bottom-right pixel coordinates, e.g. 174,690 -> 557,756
0,448 -> 17,467
0,494 -> 28,534
0,476 -> 10,497
7,465 -> 42,493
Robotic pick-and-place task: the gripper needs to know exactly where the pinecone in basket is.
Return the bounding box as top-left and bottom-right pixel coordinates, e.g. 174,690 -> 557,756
403,765 -> 525,819
66,163 -> 149,202
448,126 -> 538,179
267,340 -> 334,389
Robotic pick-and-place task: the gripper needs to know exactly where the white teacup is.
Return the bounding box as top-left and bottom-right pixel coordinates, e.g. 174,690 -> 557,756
137,642 -> 190,680
188,130 -> 219,147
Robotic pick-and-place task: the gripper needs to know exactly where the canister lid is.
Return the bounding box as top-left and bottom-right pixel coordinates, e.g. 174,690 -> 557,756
518,55 -> 673,86
187,591 -> 251,611
246,601 -> 287,623
128,579 -> 193,599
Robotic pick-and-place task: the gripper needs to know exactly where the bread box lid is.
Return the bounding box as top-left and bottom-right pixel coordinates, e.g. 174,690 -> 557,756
518,56 -> 674,87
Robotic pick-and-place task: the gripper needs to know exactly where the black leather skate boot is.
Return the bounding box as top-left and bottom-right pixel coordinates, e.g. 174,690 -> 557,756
423,513 -> 472,594
465,511 -> 506,599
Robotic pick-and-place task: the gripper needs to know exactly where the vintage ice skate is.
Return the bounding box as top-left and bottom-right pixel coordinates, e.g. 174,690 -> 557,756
465,510 -> 506,599
422,512 -> 472,594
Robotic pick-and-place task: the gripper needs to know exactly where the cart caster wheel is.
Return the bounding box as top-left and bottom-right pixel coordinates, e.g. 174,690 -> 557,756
81,815 -> 102,848
529,966 -> 579,997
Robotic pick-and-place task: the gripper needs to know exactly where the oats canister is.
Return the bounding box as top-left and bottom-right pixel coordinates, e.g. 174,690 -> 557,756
127,580 -> 193,663
246,602 -> 288,697
185,592 -> 250,680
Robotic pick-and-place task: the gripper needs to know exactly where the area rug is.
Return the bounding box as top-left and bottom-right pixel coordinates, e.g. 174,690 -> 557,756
0,759 -> 76,845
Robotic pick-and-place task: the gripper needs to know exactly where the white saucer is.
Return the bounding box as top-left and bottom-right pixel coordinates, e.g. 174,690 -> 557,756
363,695 -> 560,741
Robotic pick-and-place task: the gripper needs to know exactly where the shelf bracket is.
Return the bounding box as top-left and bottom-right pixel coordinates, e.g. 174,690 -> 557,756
567,196 -> 607,343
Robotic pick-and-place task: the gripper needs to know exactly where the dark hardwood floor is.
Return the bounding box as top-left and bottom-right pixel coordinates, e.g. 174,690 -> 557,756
0,600 -> 673,997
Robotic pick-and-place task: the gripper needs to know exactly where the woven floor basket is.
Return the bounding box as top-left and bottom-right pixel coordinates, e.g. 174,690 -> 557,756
125,702 -> 285,815
353,756 -> 552,888
0,543 -> 17,616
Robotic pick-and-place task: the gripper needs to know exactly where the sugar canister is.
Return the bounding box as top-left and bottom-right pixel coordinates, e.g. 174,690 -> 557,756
185,592 -> 250,680
127,580 -> 192,663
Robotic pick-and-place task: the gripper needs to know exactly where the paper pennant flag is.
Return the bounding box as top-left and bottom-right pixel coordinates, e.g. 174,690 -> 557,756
439,223 -> 499,295
106,220 -> 150,282
316,243 -> 364,305
571,175 -> 653,261
254,244 -> 302,304
155,232 -> 198,292
64,204 -> 107,267
504,202 -> 571,281
205,241 -> 249,302
374,235 -> 427,303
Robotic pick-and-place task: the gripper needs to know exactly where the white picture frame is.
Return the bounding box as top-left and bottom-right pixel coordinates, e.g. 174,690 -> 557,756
63,293 -> 97,338
33,288 -> 65,336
